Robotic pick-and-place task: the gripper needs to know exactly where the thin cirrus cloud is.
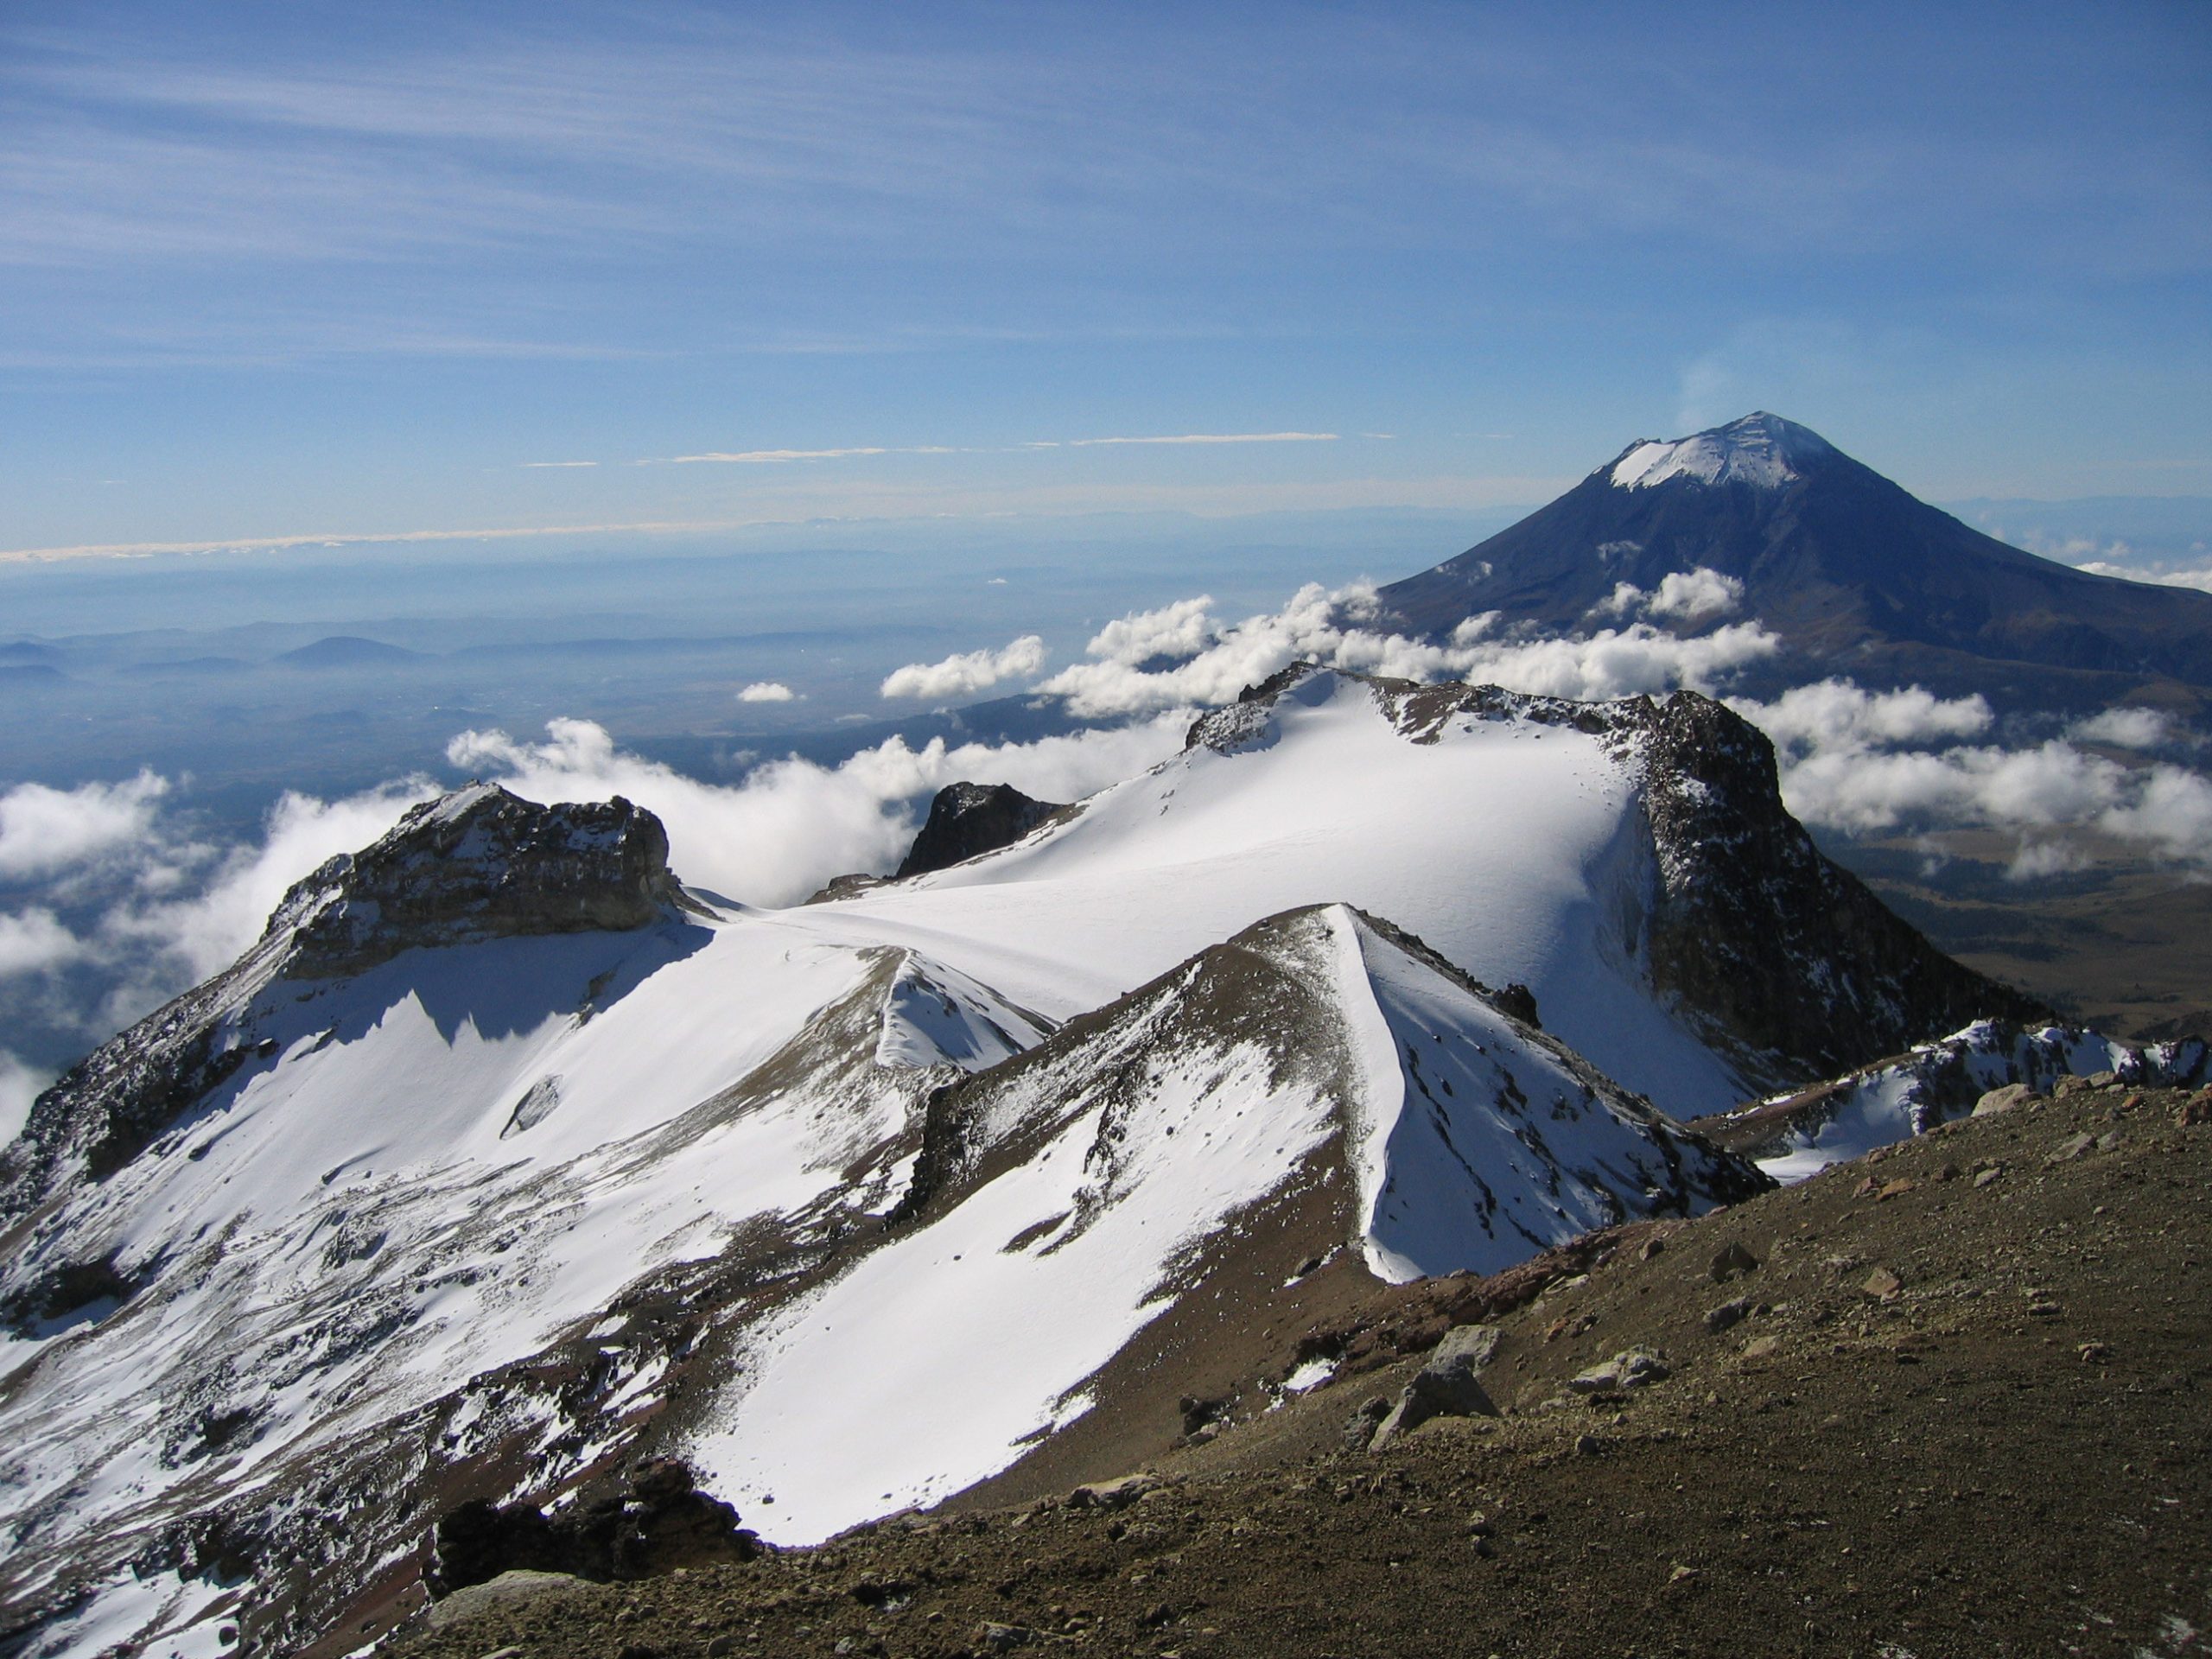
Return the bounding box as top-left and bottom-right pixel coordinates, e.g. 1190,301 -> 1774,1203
656,435 -> 1337,462
1048,431 -> 1339,448
520,460 -> 598,468
660,446 -> 893,465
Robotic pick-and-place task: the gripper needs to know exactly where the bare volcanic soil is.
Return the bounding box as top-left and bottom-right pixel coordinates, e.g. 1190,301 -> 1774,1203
397,1085 -> 2212,1659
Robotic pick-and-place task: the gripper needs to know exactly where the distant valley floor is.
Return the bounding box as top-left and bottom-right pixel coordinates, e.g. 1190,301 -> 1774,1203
1830,836 -> 2212,1044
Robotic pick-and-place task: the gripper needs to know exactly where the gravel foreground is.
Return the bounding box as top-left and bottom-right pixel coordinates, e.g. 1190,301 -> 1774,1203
392,1082 -> 2211,1659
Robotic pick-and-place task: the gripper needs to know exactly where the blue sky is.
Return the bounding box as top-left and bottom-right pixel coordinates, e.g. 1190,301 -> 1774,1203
3,1 -> 2208,563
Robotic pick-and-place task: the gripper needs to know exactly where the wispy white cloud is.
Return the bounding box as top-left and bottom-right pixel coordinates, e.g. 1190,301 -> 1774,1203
0,517 -> 777,564
1729,677 -> 2212,874
0,1051 -> 49,1141
880,635 -> 1048,701
0,771 -> 172,880
1063,431 -> 1338,448
662,447 -> 889,465
521,459 -> 597,468
2069,706 -> 2178,750
1590,567 -> 1744,624
0,909 -> 86,977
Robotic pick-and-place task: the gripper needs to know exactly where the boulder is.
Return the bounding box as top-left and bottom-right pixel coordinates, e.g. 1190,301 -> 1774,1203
1567,1347 -> 1670,1394
1973,1083 -> 2037,1117
423,1569 -> 588,1630
1370,1323 -> 1502,1450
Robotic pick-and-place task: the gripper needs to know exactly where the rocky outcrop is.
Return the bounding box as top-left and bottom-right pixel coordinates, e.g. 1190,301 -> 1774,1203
1191,665 -> 2049,1097
1368,1323 -> 1502,1451
276,784 -> 682,979
0,785 -> 685,1217
896,782 -> 1064,879
426,1459 -> 763,1596
1627,690 -> 2050,1090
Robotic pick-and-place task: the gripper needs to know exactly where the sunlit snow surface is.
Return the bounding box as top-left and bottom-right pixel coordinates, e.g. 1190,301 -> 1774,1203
1608,411 -> 1830,491
790,668 -> 1744,1113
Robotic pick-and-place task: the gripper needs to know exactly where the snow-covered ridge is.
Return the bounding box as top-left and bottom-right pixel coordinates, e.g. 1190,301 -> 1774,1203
685,904 -> 1764,1544
1707,1019 -> 2209,1182
1608,410 -> 1834,491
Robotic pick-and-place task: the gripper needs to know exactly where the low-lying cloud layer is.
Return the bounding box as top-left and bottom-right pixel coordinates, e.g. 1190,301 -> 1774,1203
0,714 -> 1191,1102
880,635 -> 1047,701
1729,680 -> 2212,880
1032,576 -> 1779,717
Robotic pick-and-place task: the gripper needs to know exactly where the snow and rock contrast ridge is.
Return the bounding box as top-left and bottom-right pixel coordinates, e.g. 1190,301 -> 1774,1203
1695,1020 -> 2209,1182
685,904 -> 1763,1545
0,785 -> 685,1211
1607,411 -> 1835,491
0,669 -> 2037,1657
798,664 -> 2033,1109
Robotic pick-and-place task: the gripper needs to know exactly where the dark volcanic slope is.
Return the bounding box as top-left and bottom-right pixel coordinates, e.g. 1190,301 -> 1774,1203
1378,412 -> 2212,696
394,1079 -> 2212,1659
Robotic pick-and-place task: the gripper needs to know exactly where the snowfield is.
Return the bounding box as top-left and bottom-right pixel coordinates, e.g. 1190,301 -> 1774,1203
787,665 -> 1750,1115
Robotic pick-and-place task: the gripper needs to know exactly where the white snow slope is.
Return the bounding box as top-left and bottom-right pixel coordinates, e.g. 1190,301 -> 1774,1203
688,905 -> 1751,1545
787,665 -> 1746,1115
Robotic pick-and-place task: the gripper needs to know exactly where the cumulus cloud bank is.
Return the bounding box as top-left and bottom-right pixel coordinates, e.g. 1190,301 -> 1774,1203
0,713 -> 1194,1093
1591,567 -> 1745,624
1035,581 -> 1780,718
880,635 -> 1047,701
0,772 -> 173,882
449,714 -> 1186,907
1729,679 -> 2212,874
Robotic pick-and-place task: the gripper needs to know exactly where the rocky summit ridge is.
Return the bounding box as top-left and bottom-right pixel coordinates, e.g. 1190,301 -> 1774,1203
0,784 -> 683,1212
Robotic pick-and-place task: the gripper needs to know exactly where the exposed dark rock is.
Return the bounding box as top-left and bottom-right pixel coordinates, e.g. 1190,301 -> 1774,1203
1490,983 -> 1540,1029
277,785 -> 682,979
0,786 -> 686,1215
895,783 -> 1064,880
426,1459 -> 762,1597
1628,690 -> 2050,1090
0,1254 -> 137,1338
1199,665 -> 2049,1098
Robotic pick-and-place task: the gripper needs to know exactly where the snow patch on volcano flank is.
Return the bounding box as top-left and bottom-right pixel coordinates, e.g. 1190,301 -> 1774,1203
1609,411 -> 1835,491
